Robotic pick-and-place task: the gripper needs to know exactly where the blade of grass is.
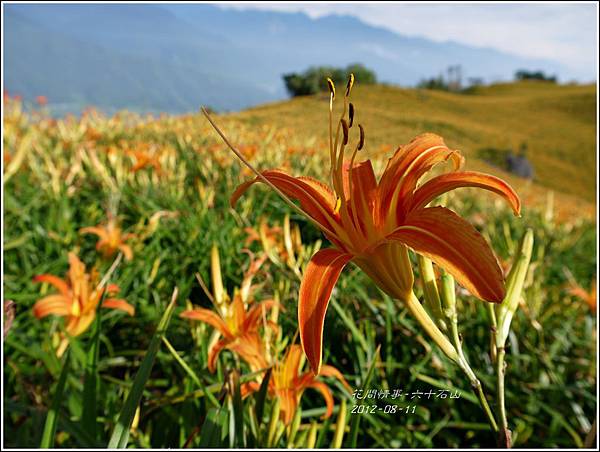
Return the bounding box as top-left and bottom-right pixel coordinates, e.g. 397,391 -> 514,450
229,370 -> 245,448
161,336 -> 220,408
108,287 -> 178,448
331,299 -> 369,352
254,367 -> 272,427
83,253 -> 122,442
331,398 -> 347,448
347,345 -> 380,448
81,308 -> 101,443
40,351 -> 70,448
198,408 -> 228,448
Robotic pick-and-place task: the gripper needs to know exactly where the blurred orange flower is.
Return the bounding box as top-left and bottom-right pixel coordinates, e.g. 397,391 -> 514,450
241,345 -> 350,424
36,95 -> 48,106
128,146 -> 162,174
181,247 -> 276,372
33,252 -> 134,337
568,278 -> 597,312
80,217 -> 136,260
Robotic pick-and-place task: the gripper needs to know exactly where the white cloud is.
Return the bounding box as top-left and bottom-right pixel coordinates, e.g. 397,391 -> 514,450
219,2 -> 597,79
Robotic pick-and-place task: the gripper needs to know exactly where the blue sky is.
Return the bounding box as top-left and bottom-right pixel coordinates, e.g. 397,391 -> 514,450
221,2 -> 598,80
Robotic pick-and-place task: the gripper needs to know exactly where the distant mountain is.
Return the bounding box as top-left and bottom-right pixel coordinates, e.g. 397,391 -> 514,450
3,3 -> 570,115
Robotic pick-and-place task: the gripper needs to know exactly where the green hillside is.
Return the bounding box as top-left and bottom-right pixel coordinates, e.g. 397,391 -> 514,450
235,81 -> 597,207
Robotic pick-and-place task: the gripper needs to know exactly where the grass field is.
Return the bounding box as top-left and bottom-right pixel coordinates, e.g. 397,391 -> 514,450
2,81 -> 597,448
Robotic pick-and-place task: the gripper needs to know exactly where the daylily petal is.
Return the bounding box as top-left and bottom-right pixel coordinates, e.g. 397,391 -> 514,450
32,295 -> 70,318
377,133 -> 463,222
208,338 -> 229,372
279,389 -> 299,425
80,226 -> 108,241
118,244 -> 134,261
66,311 -> 96,337
105,283 -> 120,295
305,380 -> 335,419
320,365 -> 352,392
343,160 -> 378,233
299,248 -> 353,374
228,333 -> 270,371
33,274 -> 70,297
407,171 -> 521,215
240,381 -> 261,399
180,308 -> 234,339
102,298 -> 135,316
282,344 -> 304,388
231,170 -> 340,236
388,207 -> 505,302
242,299 -> 277,332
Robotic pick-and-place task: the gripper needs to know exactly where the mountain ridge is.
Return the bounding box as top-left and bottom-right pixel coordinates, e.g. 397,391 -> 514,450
4,3 -> 574,114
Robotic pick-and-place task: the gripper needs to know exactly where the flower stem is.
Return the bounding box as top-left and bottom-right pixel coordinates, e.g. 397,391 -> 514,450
404,291 -> 459,363
404,291 -> 498,436
496,346 -> 512,447
449,305 -> 499,434
457,356 -> 499,434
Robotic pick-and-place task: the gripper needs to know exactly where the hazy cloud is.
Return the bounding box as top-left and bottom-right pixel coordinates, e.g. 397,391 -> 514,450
220,2 -> 597,80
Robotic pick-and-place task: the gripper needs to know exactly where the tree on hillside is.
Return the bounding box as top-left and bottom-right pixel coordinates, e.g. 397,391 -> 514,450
515,69 -> 557,83
283,64 -> 377,97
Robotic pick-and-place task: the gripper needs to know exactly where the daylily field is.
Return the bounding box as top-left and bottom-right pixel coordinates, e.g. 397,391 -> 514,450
2,80 -> 597,448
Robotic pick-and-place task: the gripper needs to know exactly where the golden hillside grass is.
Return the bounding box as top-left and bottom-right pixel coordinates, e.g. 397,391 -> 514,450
231,81 -> 596,219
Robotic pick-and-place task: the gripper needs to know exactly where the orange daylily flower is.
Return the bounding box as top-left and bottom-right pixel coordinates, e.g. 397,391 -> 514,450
216,75 -> 521,373
241,345 -> 351,425
80,217 -> 136,261
181,248 -> 276,372
33,252 -> 134,337
36,95 -> 48,106
128,146 -> 163,174
244,215 -> 303,266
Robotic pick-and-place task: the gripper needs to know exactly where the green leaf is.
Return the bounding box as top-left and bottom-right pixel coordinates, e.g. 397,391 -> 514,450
107,288 -> 178,448
81,301 -> 103,443
40,351 -> 70,448
198,408 -> 228,448
347,345 -> 380,448
229,370 -> 245,448
254,367 -> 272,427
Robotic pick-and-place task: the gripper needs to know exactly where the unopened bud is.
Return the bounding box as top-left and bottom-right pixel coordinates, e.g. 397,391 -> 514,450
327,78 -> 335,99
349,103 -> 355,128
345,73 -> 355,97
341,119 -> 349,145
358,124 -> 365,150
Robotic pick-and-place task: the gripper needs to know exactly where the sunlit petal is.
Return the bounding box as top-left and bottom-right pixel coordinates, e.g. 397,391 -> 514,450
102,298 -> 135,316
299,248 -> 352,374
408,171 -> 521,215
231,170 -> 340,237
305,380 -> 335,419
33,274 -> 70,297
32,295 -> 70,318
180,308 -> 234,339
388,207 -> 505,302
208,338 -> 229,373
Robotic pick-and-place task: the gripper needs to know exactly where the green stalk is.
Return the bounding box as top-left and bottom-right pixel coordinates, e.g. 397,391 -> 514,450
440,272 -> 499,434
404,291 -> 459,363
108,288 -> 178,448
496,346 -> 511,447
494,229 -> 534,447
